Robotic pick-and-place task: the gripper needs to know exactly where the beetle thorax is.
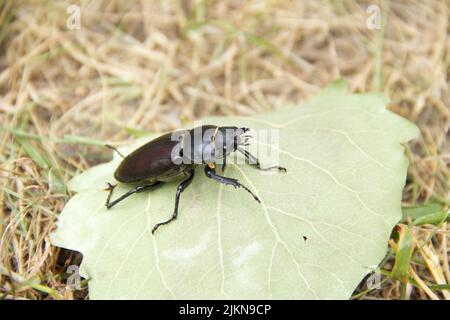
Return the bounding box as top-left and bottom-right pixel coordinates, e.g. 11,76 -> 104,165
178,125 -> 247,165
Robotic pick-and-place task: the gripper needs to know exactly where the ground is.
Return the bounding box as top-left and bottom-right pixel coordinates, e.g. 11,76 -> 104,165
0,0 -> 448,299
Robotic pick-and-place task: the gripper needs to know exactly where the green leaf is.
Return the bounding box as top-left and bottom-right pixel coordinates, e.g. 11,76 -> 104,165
412,211 -> 448,226
390,225 -> 414,288
402,202 -> 449,226
50,81 -> 419,299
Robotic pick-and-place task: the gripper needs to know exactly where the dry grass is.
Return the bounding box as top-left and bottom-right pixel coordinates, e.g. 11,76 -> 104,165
0,0 -> 448,300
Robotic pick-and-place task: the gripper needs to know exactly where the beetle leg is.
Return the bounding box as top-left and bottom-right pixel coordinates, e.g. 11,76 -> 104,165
222,151 -> 227,172
204,165 -> 261,204
105,144 -> 125,159
151,170 -> 195,234
105,182 -> 117,206
236,146 -> 287,172
105,182 -> 161,209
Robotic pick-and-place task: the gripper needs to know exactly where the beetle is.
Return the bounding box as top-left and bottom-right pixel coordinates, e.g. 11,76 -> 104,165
105,125 -> 286,234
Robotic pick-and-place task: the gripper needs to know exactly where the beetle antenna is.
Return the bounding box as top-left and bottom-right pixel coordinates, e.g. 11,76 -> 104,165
105,144 -> 125,159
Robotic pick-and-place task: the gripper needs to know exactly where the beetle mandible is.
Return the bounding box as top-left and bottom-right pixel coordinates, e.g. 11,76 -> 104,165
105,125 -> 286,234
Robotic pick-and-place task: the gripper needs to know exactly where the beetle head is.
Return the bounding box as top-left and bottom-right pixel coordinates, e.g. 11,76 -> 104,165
214,126 -> 250,155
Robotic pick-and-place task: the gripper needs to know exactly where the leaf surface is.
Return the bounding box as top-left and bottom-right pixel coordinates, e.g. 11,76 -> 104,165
51,81 -> 419,299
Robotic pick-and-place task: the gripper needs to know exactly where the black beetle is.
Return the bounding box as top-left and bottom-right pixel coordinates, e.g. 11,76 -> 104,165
105,125 -> 286,234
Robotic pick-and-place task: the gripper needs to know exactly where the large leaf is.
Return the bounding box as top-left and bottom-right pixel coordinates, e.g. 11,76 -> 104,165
50,81 -> 419,299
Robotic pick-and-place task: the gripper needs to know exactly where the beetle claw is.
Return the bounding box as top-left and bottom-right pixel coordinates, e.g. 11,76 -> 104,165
151,224 -> 159,235
104,182 -> 117,192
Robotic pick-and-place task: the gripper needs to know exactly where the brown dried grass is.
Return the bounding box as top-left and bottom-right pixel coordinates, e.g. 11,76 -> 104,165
0,0 -> 448,299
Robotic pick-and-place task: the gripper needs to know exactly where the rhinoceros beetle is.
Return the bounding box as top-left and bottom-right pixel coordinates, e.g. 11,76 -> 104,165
105,125 -> 286,234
